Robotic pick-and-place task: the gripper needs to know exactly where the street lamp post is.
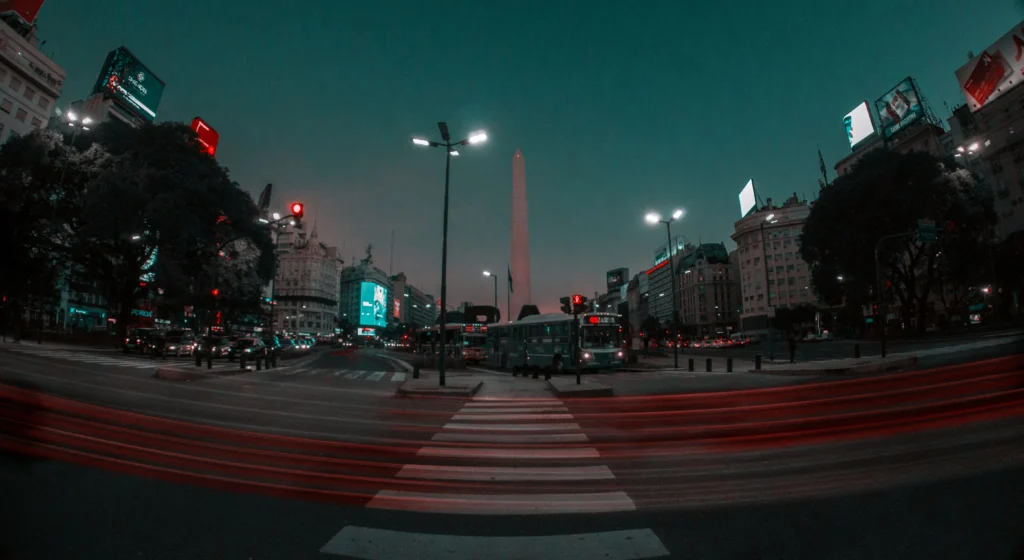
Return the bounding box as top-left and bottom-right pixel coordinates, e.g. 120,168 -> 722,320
412,124 -> 488,386
483,271 -> 498,314
645,209 -> 685,369
760,214 -> 778,361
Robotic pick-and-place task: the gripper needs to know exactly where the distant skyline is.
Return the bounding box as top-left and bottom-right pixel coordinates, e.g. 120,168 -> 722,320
36,0 -> 1023,312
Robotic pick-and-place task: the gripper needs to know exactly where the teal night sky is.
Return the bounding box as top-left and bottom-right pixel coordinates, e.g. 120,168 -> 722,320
37,0 -> 1022,311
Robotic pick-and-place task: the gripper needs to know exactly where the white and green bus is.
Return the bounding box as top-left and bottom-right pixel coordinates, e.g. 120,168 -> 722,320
482,312 -> 625,373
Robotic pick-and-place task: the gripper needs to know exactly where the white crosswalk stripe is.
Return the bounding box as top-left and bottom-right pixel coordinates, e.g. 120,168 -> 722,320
271,368 -> 407,382
344,371 -> 363,379
366,371 -> 385,381
366,397 -> 638,516
391,372 -> 406,382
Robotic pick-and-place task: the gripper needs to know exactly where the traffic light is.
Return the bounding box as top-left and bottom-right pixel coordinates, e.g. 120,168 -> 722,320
290,202 -> 304,220
571,294 -> 588,314
211,288 -> 220,297
560,296 -> 572,314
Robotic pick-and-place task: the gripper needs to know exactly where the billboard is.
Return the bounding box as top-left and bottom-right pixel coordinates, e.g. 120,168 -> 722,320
874,78 -> 923,138
191,117 -> 220,156
606,268 -> 628,293
359,282 -> 388,327
956,22 -> 1024,112
843,101 -> 875,148
0,0 -> 45,23
393,296 -> 401,319
92,46 -> 165,122
738,179 -> 756,217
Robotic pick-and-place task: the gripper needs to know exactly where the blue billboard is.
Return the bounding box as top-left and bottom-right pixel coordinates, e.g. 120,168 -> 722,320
359,282 -> 388,327
92,46 -> 165,122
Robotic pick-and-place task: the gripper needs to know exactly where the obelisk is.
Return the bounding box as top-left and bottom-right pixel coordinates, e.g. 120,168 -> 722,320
510,149 -> 531,320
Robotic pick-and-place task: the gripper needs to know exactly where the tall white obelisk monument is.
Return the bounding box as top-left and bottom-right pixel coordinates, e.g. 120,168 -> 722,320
510,149 -> 531,320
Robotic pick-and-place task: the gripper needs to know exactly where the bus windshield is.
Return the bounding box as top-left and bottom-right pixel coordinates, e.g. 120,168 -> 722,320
463,334 -> 488,348
582,325 -> 620,349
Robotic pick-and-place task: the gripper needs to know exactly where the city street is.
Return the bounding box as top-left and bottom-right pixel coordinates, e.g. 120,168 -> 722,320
2,344 -> 1024,558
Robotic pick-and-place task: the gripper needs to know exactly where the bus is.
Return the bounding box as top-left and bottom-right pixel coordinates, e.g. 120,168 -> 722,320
483,312 -> 624,372
413,322 -> 490,364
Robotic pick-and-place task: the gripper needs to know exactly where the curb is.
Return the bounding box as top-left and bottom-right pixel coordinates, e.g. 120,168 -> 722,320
748,356 -> 919,376
548,378 -> 614,398
155,366 -> 253,381
396,380 -> 483,397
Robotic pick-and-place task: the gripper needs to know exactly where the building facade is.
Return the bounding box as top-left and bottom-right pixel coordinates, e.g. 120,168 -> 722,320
731,194 -> 818,334
390,273 -> 434,329
272,225 -> 343,334
645,239 -> 690,324
0,14 -> 64,144
338,262 -> 393,331
677,243 -> 741,337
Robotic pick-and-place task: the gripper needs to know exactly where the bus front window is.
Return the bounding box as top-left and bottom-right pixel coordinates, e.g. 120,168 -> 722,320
463,335 -> 488,348
582,326 -> 620,349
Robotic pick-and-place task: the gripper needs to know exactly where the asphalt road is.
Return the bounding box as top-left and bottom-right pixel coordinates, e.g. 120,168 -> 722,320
2,445 -> 1023,559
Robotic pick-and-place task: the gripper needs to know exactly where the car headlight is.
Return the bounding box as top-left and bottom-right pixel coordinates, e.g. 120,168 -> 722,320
168,346 -> 177,350
617,351 -> 623,358
583,352 -> 591,360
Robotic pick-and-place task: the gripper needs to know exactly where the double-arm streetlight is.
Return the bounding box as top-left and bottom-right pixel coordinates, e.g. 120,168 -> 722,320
761,213 -> 778,361
412,123 -> 488,386
645,209 -> 685,369
482,271 -> 498,313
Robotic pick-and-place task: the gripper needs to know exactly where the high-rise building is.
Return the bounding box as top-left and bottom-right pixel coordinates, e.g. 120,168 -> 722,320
390,272 -> 434,329
732,194 -> 819,335
645,238 -> 690,325
339,260 -> 393,332
677,243 -> 741,337
510,149 -> 532,319
272,224 -> 343,334
0,12 -> 65,144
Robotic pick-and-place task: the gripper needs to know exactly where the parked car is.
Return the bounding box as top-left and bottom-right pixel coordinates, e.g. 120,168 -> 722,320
124,328 -> 158,353
195,336 -> 231,358
227,337 -> 266,361
165,333 -> 197,357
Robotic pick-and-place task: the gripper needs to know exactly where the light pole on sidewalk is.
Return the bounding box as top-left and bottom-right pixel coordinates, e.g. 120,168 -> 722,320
645,209 -> 685,369
412,124 -> 488,386
482,271 -> 498,315
761,213 -> 778,361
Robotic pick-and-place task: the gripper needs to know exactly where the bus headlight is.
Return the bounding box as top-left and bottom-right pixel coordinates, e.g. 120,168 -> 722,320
582,352 -> 591,360
617,351 -> 623,358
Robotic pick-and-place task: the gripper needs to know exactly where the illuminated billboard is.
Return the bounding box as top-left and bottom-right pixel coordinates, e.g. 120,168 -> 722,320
956,22 -> 1024,112
606,268 -> 628,292
359,282 -> 388,327
92,46 -> 165,122
843,101 -> 875,148
191,117 -> 220,156
738,179 -> 756,217
874,78 -> 923,138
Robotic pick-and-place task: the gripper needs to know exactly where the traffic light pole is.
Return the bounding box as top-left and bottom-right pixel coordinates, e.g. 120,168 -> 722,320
574,312 -> 582,385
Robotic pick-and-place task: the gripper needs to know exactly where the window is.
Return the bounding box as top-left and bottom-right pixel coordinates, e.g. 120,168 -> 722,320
0,67 -> 6,81
0,98 -> 10,113
30,117 -> 41,127
10,76 -> 21,91
37,96 -> 49,109
15,108 -> 27,122
23,87 -> 34,101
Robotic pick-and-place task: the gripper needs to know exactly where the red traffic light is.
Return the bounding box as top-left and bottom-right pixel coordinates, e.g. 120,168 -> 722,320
211,288 -> 220,297
290,203 -> 304,219
571,294 -> 584,305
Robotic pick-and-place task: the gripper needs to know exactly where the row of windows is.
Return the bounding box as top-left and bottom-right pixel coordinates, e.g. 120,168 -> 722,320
0,64 -> 52,110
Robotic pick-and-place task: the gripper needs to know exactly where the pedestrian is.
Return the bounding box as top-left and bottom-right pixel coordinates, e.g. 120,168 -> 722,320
788,330 -> 798,363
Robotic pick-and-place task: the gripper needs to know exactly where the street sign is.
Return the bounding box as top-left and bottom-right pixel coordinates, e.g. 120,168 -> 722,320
917,219 -> 937,243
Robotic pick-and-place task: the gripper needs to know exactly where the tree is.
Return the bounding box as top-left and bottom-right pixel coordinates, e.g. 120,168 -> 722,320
57,121 -> 275,338
800,150 -> 995,333
774,304 -> 818,333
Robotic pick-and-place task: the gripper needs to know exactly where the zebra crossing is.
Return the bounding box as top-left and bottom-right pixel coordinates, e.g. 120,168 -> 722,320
320,397 -> 670,559
283,367 -> 407,382
0,346 -> 223,370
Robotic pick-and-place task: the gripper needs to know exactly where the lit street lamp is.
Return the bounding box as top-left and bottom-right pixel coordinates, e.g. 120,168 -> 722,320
482,271 -> 498,313
645,208 -> 685,369
761,213 -> 778,361
412,123 -> 488,386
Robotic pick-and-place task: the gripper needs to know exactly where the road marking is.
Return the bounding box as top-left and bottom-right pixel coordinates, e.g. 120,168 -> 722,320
321,527 -> 667,559
466,366 -> 510,375
366,372 -> 386,381
344,371 -> 362,379
417,446 -> 600,459
334,369 -> 349,376
442,422 -> 582,431
432,432 -> 588,443
391,372 -> 406,382
395,464 -> 614,481
451,413 -> 574,421
465,399 -> 563,406
365,490 -> 635,514
456,406 -> 568,414
289,368 -> 307,376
